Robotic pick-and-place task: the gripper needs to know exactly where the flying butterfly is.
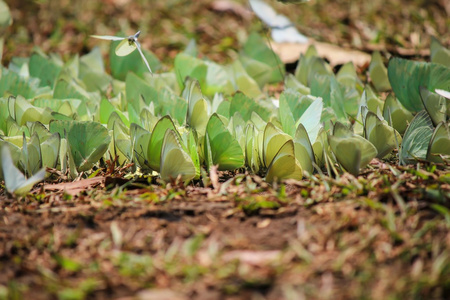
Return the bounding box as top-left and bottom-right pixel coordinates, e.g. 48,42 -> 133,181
91,31 -> 152,74
249,0 -> 308,44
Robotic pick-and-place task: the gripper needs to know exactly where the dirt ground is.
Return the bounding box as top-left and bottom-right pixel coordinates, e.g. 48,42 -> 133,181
1,166 -> 449,299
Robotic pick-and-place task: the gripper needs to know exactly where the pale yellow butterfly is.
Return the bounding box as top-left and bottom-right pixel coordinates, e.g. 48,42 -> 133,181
91,31 -> 152,74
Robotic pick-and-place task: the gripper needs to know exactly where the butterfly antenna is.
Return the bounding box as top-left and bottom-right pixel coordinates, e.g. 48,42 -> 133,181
262,28 -> 285,81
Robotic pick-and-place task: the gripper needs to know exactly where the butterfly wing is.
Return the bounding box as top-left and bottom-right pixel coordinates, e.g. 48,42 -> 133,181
2,145 -> 45,196
115,38 -> 137,56
435,89 -> 450,99
249,0 -> 285,28
90,35 -> 125,41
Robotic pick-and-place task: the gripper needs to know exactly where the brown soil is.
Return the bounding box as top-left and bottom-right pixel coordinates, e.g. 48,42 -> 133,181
1,169 -> 449,299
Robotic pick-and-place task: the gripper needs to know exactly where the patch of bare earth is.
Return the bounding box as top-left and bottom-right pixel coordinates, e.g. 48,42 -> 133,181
1,165 -> 449,299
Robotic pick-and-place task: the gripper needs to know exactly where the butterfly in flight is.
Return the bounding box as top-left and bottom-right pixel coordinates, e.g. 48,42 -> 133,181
91,31 -> 152,74
249,0 -> 308,44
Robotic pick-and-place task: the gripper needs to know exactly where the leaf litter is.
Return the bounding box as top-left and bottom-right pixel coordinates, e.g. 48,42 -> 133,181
1,160 -> 449,299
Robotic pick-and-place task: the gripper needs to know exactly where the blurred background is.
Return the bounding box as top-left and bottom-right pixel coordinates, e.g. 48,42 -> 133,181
3,0 -> 449,66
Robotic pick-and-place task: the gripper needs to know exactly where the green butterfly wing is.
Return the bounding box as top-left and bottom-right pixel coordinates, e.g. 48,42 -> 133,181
419,87 -> 447,127
229,60 -> 262,98
399,110 -> 434,165
368,51 -> 391,92
284,74 -> 310,95
239,53 -> 272,88
230,92 -> 270,122
329,122 -> 378,175
113,118 -> 132,164
130,123 -> 152,171
388,57 -> 450,113
265,140 -> 303,183
278,92 -> 296,137
430,37 -> 450,68
184,78 -> 209,135
242,33 -> 285,84
426,122 -> 450,163
364,112 -> 402,158
296,97 -> 323,144
294,123 -> 315,174
147,115 -> 178,172
205,113 -> 244,171
100,98 -> 129,126
49,120 -> 111,172
2,145 -> 45,196
0,139 -> 21,180
41,132 -> 61,169
382,94 -> 414,135
263,122 -> 291,169
160,129 -> 196,183
9,95 -> 53,126
21,132 -> 42,177
184,129 -> 200,179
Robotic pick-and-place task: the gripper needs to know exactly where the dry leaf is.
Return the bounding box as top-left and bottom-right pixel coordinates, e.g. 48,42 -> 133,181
137,289 -> 187,300
44,177 -> 105,196
210,165 -> 220,191
222,250 -> 281,265
272,40 -> 371,67
256,218 -> 271,228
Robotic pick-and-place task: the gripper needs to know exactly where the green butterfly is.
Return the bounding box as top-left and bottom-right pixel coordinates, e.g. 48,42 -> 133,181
112,115 -> 132,166
147,116 -> 178,172
25,122 -> 61,172
419,87 -> 448,126
382,94 -> 414,135
265,139 -> 303,183
430,37 -> 450,67
426,122 -> 450,163
399,110 -> 434,165
204,113 -> 244,171
130,123 -> 152,172
368,51 -> 391,92
262,122 -> 302,182
388,57 -> 450,113
364,112 -> 402,158
49,120 -> 111,172
20,132 -> 42,177
1,145 -> 45,196
91,31 -> 152,74
293,123 -> 315,174
8,95 -> 53,126
329,122 -> 377,176
244,123 -> 260,174
0,139 -> 21,180
183,78 -> 209,135
160,129 -> 196,183
228,60 -> 262,98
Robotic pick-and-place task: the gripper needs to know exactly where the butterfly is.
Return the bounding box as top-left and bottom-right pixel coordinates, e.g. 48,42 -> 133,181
91,31 -> 152,74
435,89 -> 450,99
249,0 -> 308,44
1,144 -> 46,196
